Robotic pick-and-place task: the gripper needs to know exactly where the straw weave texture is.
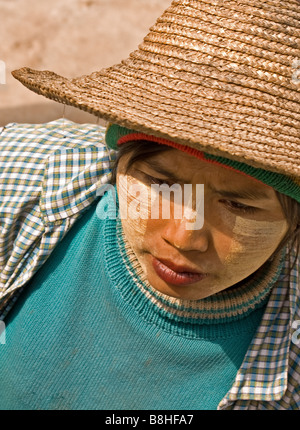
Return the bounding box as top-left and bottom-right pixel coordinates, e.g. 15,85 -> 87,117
12,0 -> 300,177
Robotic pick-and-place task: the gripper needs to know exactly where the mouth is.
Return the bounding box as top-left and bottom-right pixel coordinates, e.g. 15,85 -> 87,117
151,256 -> 208,286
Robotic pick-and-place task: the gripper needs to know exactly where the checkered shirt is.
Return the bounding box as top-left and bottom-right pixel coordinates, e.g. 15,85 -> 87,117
0,119 -> 299,410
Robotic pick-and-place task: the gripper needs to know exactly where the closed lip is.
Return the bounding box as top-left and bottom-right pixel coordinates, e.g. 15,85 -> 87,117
151,256 -> 208,286
156,257 -> 203,274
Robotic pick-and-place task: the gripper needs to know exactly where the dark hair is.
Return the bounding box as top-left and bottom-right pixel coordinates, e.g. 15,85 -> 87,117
111,140 -> 300,258
110,140 -> 172,184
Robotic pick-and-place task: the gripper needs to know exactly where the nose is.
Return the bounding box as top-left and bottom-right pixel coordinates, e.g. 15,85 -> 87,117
161,218 -> 210,253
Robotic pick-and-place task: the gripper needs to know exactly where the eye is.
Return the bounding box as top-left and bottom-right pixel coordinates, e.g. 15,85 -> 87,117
139,171 -> 175,187
220,199 -> 259,214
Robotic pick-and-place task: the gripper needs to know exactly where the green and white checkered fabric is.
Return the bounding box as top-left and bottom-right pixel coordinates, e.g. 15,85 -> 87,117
0,119 -> 114,319
0,119 -> 299,409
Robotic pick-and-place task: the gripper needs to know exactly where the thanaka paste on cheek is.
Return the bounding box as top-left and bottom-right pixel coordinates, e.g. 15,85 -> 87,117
117,173 -> 149,234
223,215 -> 288,280
117,173 -> 154,281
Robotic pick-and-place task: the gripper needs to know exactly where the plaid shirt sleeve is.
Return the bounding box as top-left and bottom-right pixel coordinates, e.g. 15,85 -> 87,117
0,119 -> 115,320
218,250 -> 300,410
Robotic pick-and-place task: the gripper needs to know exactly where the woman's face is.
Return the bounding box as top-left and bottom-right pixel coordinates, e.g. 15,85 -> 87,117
116,148 -> 288,300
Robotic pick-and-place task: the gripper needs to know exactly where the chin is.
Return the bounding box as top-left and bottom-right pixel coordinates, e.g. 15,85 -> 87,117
148,278 -> 217,301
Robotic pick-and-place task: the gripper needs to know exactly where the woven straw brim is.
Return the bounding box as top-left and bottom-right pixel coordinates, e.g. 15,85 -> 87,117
12,0 -> 300,177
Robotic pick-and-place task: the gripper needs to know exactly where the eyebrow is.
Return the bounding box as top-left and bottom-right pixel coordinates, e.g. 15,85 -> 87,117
140,158 -> 185,183
140,159 -> 271,201
207,184 -> 271,201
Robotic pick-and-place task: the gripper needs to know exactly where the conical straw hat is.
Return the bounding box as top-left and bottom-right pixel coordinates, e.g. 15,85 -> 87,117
12,0 -> 300,177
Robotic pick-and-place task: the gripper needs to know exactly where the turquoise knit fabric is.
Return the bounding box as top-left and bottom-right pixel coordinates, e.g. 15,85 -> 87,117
0,190 -> 267,410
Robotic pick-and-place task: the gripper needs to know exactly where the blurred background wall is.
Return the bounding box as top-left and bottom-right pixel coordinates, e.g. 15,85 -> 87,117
0,0 -> 171,126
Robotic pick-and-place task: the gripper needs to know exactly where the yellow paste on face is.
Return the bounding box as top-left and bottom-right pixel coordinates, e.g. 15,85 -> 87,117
223,216 -> 288,279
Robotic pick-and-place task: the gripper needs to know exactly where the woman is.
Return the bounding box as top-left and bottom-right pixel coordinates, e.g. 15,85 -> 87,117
0,0 -> 299,410
110,126 -> 299,300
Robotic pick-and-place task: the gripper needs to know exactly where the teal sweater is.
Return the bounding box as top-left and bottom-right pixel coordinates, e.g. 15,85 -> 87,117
0,189 -> 277,410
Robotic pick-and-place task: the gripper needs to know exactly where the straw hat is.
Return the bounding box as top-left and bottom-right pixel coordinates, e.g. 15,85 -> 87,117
12,0 -> 300,178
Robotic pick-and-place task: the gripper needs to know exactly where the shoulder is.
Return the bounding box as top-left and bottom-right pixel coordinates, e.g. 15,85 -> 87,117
0,118 -> 107,153
0,119 -> 114,318
0,118 -> 113,209
0,118 -> 114,221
